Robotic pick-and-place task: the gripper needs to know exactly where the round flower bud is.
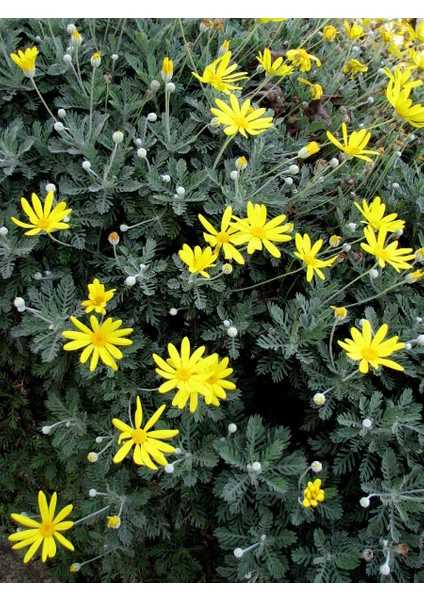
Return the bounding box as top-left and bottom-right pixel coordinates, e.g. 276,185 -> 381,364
14,297 -> 26,310
228,423 -> 237,434
164,463 -> 174,473
113,130 -> 124,144
393,229 -> 403,238
70,563 -> 81,573
329,157 -> 339,168
66,421 -> 71,428
150,79 -> 161,92
227,326 -> 238,338
222,264 -> 233,275
236,156 -> 247,170
95,436 -> 103,443
369,269 -> 379,279
45,183 -> 56,193
87,452 -> 98,463
311,461 -> 322,473
416,335 -> 424,345
63,215 -> 71,224
176,186 -> 185,197
260,534 -> 267,541
367,96 -> 374,104
210,117 -> 221,129
54,122 -> 65,132
404,342 -> 412,351
346,222 -> 357,232
42,426 -> 51,435
395,151 -> 402,158
393,182 -> 400,189
89,488 -> 97,497
313,393 -> 326,406
417,317 -> 423,323
174,447 -> 182,455
329,235 -> 342,248
0,226 -> 9,236
359,497 -> 370,508
233,548 -> 244,559
284,177 -> 294,186
119,224 -> 129,232
161,174 -> 171,183
82,160 -> 91,171
251,462 -> 262,473
362,418 -> 373,429
34,272 -> 43,280
67,23 -> 76,33
137,148 -> 147,159
147,112 -> 158,122
223,320 -> 231,328
244,572 -> 252,579
288,164 -> 300,175
380,565 -> 390,576
166,82 -> 176,93
111,54 -> 118,61
63,54 -> 72,64
342,243 -> 351,252
91,51 -> 101,67
125,276 -> 137,287
56,109 -> 66,121
108,232 -> 120,245
230,170 -> 239,180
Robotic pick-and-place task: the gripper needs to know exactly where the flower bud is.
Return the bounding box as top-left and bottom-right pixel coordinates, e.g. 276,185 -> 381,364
150,79 -> 161,91
63,54 -> 73,64
313,393 -> 326,406
236,156 -> 247,170
362,549 -> 373,561
125,276 -> 137,287
260,534 -> 267,541
95,437 -> 103,443
404,342 -> 412,351
111,54 -> 118,61
342,243 -> 351,252
228,423 -> 237,434
70,563 -> 81,573
288,164 -> 300,175
46,183 -> 57,193
161,57 -> 173,82
82,160 -> 91,171
367,96 -> 374,104
161,174 -> 171,183
108,232 -> 120,245
346,222 -> 356,232
362,418 -> 373,429
311,461 -> 322,473
42,426 -> 51,434
34,272 -> 43,280
119,224 -> 129,232
176,186 -> 185,197
113,130 -> 124,144
57,108 -> 66,119
329,235 -> 342,248
223,320 -> 231,328
166,82 -> 176,93
0,226 -> 9,236
416,335 -> 424,345
87,452 -> 98,463
230,170 -> 239,180
227,326 -> 238,338
251,461 -> 262,473
359,496 -> 370,508
233,548 -> 244,559
137,148 -> 147,159
379,565 -> 390,576
106,515 -> 121,529
14,297 -> 26,310
67,24 -> 76,33
329,157 -> 339,168
91,51 -> 101,67
54,122 -> 65,132
369,269 -> 379,279
71,30 -> 82,47
89,488 -> 97,497
164,463 -> 174,473
284,177 -> 294,186
222,264 -> 233,275
174,447 -> 182,455
147,112 -> 157,122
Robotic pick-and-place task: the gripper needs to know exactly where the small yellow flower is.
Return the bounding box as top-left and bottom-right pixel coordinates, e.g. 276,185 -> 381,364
286,48 -> 321,72
338,319 -> 405,374
329,235 -> 342,248
108,231 -> 120,245
161,56 -> 173,82
322,25 -> 337,41
11,191 -> 72,236
343,59 -> 368,79
298,77 -> 323,99
384,67 -> 424,128
406,269 -> 424,282
91,51 -> 101,67
344,21 -> 364,40
178,244 -> 217,278
192,51 -> 248,95
294,233 -> 337,282
303,479 -> 325,508
330,306 -> 347,320
417,21 -> 424,43
406,50 -> 424,71
361,226 -> 415,272
258,19 -> 286,24
297,142 -> 320,159
106,515 -> 121,529
198,206 -> 245,265
354,196 -> 405,232
81,278 -> 116,316
203,355 -> 236,407
10,46 -> 38,78
236,156 -> 247,170
256,48 -> 294,78
210,94 -> 274,138
326,123 -> 380,162
71,30 -> 82,47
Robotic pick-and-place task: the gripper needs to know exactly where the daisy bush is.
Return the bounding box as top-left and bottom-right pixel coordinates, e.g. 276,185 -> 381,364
1,18 -> 424,583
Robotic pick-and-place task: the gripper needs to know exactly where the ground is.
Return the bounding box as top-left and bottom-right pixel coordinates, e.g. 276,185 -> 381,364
0,537 -> 53,583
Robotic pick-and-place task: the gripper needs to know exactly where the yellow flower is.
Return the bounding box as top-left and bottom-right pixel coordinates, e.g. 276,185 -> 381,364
286,48 -> 321,72
91,51 -> 101,67
236,156 -> 247,170
303,479 -> 325,508
81,278 -> 116,316
10,46 -> 38,78
298,142 -> 320,159
231,201 -> 292,259
406,269 -> 424,282
204,355 -> 236,406
152,337 -> 216,413
294,233 -> 337,282
344,21 -> 364,40
258,19 -> 286,23
406,50 -> 424,71
361,226 -> 415,272
329,235 -> 341,247
322,25 -> 337,41
417,21 -> 424,43
161,56 -> 173,82
384,67 -> 424,128
256,48 -> 294,78
338,319 -> 405,374
178,244 -> 217,278
198,206 -> 245,265
62,315 -> 133,372
297,77 -> 323,99
8,491 -> 74,563
70,30 -> 82,47
330,305 -> 347,320
354,196 -> 405,232
11,191 -> 72,236
326,123 -> 380,162
192,51 -> 247,95
343,59 -> 368,79
112,396 -> 178,470
210,93 -> 273,138
106,515 -> 121,529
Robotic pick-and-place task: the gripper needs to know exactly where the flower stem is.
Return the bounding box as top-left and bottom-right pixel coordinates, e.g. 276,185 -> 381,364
103,143 -> 118,184
88,66 -> 97,141
326,264 -> 378,305
213,135 -> 235,169
46,232 -> 74,248
30,78 -> 57,122
230,266 -> 303,294
73,505 -> 111,526
164,87 -> 171,144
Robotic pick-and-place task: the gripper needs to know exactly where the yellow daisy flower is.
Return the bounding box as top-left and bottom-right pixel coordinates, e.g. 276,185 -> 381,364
344,21 -> 364,40
210,93 -> 273,138
343,59 -> 368,79
384,67 -> 424,128
230,201 -> 292,259
204,355 -> 236,407
326,123 -> 380,162
81,278 -> 116,316
297,77 -> 323,99
338,319 -> 405,374
11,191 -> 72,236
286,48 -> 321,72
361,226 -> 415,272
198,206 -> 245,265
8,491 -> 74,563
303,479 -> 325,508
354,197 -> 405,232
322,25 -> 337,41
10,46 -> 38,77
192,51 -> 248,95
256,48 -> 294,78
112,396 -> 178,470
161,56 -> 173,82
178,244 -> 217,278
294,233 -> 337,282
62,315 -> 133,372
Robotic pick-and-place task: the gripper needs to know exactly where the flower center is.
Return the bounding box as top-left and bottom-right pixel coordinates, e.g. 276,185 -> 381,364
132,428 -> 147,444
207,374 -> 218,384
175,367 -> 191,381
91,332 -> 106,347
302,253 -> 318,266
375,245 -> 390,260
39,521 -> 54,537
216,231 -> 230,244
251,226 -> 265,239
91,295 -> 105,306
38,217 -> 50,230
234,116 -> 249,130
361,347 -> 379,361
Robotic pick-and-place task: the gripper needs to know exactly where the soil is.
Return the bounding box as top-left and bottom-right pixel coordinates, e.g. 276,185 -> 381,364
0,537 -> 53,583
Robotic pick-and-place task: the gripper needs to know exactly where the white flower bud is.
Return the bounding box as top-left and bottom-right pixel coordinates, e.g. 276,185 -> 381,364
210,117 -> 221,129
147,112 -> 157,122
222,264 -> 233,274
54,122 -> 65,132
91,52 -> 101,67
230,170 -> 239,180
34,272 -> 43,280
284,177 -> 294,186
135,138 -> 142,147
313,393 -> 326,406
404,342 -> 412,351
119,224 -> 129,232
417,317 -> 423,323
111,54 -> 118,61
57,109 -> 66,119
223,320 -> 231,328
319,177 -> 325,183
416,335 -> 424,345
378,68 -> 385,74
137,148 -> 147,159
63,54 -> 72,64
164,463 -> 174,473
67,24 -> 76,33
0,226 -> 9,236
329,157 -> 339,168
161,174 -> 171,183
244,572 -> 252,579
42,426 -> 51,434
288,164 -> 300,175
150,80 -> 161,92
169,308 -> 178,316
380,565 -> 390,576
82,160 -> 91,171
125,276 -> 137,287
174,447 -> 182,455
362,418 -> 373,429
369,269 -> 379,279
63,215 -> 70,223
89,488 -> 97,497
70,563 -> 81,573
360,497 -> 370,508
95,437 -> 103,443
14,297 -> 26,310
352,45 -> 359,52
66,421 -> 71,428
233,548 -> 244,559
359,319 -> 366,327
346,222 -> 356,232
112,130 -> 124,144
367,96 -> 374,104
228,423 -> 237,434
311,461 -> 322,473
395,151 -> 402,158
393,229 -> 403,238
251,462 -> 262,473
227,326 -> 238,338
342,243 -> 351,252
87,452 -> 98,463
176,186 -> 185,197
166,82 -> 176,93
260,534 -> 267,541
45,183 -> 56,193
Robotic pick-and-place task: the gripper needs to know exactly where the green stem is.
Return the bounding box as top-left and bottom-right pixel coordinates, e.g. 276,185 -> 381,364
73,505 -> 111,526
47,232 -> 74,248
213,135 -> 235,169
88,66 -> 96,141
326,264 -> 378,305
30,78 -> 57,122
74,46 -> 86,95
230,266 -> 303,294
103,143 -> 118,184
164,87 -> 171,144
345,281 -> 406,309
328,321 -> 337,371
